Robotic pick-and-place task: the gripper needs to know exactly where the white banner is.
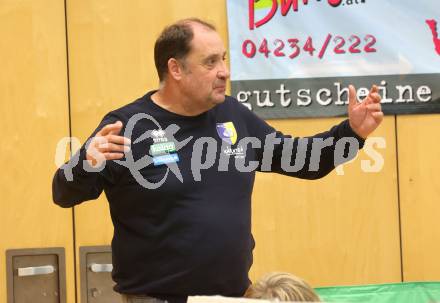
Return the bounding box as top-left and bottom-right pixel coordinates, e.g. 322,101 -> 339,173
227,0 -> 440,80
226,0 -> 440,118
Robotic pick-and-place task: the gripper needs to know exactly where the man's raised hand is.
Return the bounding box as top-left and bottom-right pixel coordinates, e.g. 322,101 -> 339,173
348,85 -> 384,139
86,121 -> 131,167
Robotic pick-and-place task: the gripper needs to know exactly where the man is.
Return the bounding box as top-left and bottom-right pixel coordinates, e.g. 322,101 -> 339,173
52,18 -> 383,303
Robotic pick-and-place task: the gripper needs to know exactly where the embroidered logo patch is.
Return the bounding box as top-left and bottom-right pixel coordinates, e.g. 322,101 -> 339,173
153,153 -> 179,166
216,122 -> 237,145
149,142 -> 176,156
148,128 -> 180,166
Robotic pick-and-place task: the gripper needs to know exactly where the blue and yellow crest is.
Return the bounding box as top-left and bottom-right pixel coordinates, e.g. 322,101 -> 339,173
216,122 -> 238,145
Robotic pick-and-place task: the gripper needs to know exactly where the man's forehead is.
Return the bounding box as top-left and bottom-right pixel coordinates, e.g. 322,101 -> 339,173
189,23 -> 225,57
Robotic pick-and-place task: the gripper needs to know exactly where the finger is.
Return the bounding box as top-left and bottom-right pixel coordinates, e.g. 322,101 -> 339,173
366,103 -> 382,112
107,134 -> 131,145
86,146 -> 106,164
108,121 -> 123,135
371,111 -> 384,122
348,85 -> 357,110
92,135 -> 108,145
97,121 -> 122,136
363,92 -> 381,106
370,84 -> 378,94
362,85 -> 378,105
369,92 -> 381,104
104,152 -> 125,161
99,143 -> 130,153
97,121 -> 123,136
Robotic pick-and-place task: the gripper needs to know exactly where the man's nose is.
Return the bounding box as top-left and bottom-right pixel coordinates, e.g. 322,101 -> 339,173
217,61 -> 230,79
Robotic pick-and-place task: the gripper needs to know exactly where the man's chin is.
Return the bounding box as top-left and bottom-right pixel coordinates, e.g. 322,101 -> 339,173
212,93 -> 226,104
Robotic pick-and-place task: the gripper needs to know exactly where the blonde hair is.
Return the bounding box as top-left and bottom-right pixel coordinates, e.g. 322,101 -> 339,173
244,272 -> 321,302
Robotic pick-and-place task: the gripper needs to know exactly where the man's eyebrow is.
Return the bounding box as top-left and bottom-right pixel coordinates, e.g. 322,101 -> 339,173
202,54 -> 220,62
203,52 -> 227,61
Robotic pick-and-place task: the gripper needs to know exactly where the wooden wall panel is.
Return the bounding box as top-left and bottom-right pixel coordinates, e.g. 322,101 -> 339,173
2,0 -> 437,300
251,116 -> 401,286
0,1 -> 74,302
398,114 -> 440,281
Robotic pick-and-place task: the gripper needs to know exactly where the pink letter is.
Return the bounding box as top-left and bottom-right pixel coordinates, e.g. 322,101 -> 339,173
281,0 -> 309,15
249,0 -> 278,30
328,0 -> 342,7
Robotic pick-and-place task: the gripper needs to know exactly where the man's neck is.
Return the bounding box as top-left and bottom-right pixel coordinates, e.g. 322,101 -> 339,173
151,86 -> 211,117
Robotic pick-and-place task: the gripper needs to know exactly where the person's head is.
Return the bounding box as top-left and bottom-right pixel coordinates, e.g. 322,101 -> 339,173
154,18 -> 230,110
244,272 -> 321,302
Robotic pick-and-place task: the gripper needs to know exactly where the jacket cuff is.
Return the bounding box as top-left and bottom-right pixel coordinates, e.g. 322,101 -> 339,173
342,119 -> 366,149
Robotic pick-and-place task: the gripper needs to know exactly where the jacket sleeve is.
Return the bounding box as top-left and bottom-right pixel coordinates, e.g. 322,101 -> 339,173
258,119 -> 365,179
52,113 -> 121,207
237,100 -> 365,179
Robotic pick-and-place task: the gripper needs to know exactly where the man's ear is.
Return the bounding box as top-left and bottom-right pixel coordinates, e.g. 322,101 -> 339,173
168,58 -> 183,81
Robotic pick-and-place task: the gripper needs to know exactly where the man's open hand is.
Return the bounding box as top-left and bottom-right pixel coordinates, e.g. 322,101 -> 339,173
348,85 -> 384,139
86,121 -> 131,167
